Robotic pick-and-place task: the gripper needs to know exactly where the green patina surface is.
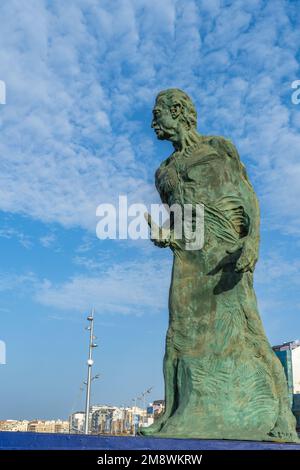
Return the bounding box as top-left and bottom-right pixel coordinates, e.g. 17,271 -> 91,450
140,88 -> 298,442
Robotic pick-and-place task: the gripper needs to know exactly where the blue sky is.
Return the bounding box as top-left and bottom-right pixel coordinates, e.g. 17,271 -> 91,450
0,0 -> 300,420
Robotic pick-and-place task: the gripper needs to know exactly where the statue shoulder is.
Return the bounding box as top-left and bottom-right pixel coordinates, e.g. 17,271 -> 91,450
184,136 -> 222,165
203,135 -> 247,172
182,136 -> 231,173
202,135 -> 239,159
204,135 -> 256,195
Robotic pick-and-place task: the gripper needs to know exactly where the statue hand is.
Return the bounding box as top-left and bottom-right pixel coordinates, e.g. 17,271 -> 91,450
227,239 -> 258,273
152,237 -> 171,248
144,212 -> 171,249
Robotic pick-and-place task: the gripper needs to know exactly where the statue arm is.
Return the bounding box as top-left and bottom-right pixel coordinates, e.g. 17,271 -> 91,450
233,191 -> 260,273
223,139 -> 260,273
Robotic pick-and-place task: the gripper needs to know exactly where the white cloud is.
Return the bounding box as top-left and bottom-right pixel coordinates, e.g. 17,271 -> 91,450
0,0 -> 299,237
0,1 -> 300,329
0,251 -> 171,315
256,252 -> 300,285
35,259 -> 171,315
39,234 -> 56,248
0,0 -> 155,230
252,249 -> 300,341
0,227 -> 32,249
0,271 -> 37,293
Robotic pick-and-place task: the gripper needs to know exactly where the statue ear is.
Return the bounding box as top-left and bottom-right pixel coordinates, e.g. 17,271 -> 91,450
170,103 -> 182,119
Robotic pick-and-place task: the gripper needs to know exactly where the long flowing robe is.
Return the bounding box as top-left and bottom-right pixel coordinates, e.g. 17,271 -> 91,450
147,135 -> 298,441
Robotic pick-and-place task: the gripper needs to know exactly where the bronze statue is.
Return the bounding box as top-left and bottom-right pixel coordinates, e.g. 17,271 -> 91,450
140,88 -> 298,442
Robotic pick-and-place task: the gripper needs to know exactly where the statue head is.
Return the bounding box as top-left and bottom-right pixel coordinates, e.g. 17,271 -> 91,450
151,88 -> 198,147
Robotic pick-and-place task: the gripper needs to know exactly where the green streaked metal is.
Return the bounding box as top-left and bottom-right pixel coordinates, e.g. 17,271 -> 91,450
140,89 -> 299,443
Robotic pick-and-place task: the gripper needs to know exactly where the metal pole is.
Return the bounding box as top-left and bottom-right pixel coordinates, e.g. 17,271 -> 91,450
289,341 -> 294,407
132,398 -> 137,436
143,394 -> 146,426
141,387 -> 152,428
84,308 -> 95,434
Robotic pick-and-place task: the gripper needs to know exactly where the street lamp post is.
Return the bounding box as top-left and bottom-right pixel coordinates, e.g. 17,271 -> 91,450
131,387 -> 153,435
84,308 -> 98,434
141,387 -> 153,426
132,397 -> 137,436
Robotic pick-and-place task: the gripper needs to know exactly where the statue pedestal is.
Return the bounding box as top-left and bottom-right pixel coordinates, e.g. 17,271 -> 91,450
0,431 -> 299,450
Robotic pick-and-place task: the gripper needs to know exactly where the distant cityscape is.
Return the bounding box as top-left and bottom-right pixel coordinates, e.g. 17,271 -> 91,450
0,400 -> 165,435
0,340 -> 299,436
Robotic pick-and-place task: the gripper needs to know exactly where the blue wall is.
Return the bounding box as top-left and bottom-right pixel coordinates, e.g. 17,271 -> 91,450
0,432 -> 300,450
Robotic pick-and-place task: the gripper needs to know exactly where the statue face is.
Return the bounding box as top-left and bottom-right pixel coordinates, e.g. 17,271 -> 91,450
151,98 -> 178,142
